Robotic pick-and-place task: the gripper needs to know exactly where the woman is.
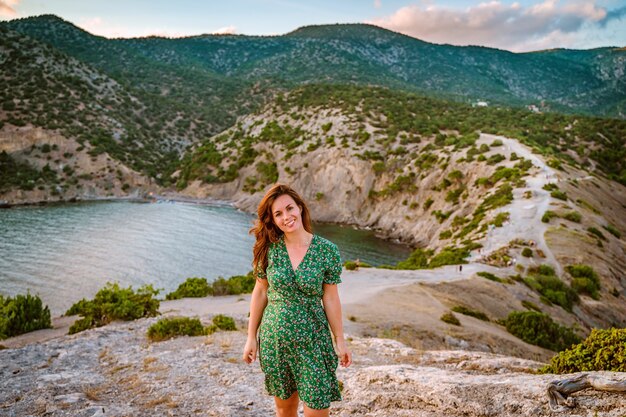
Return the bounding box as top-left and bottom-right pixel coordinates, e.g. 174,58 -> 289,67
242,184 -> 352,417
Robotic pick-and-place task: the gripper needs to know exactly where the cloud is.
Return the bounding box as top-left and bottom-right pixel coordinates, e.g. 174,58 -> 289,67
0,0 -> 19,18
367,0 -> 619,52
374,0 -> 382,9
77,17 -> 193,38
211,25 -> 237,35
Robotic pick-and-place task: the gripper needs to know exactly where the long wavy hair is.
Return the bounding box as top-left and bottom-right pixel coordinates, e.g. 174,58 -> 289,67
249,184 -> 313,279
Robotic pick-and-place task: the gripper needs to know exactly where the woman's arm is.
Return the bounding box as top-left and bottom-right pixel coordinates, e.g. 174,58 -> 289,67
242,278 -> 269,364
322,283 -> 352,367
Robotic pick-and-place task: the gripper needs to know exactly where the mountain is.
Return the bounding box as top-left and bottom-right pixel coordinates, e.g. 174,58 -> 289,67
175,84 -> 626,334
4,15 -> 625,119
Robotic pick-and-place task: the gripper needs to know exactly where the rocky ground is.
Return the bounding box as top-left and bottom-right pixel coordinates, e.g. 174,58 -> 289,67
1,305 -> 625,417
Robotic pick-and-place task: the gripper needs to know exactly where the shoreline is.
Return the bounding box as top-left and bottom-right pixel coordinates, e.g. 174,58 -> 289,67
0,265 -> 478,350
0,190 -> 415,248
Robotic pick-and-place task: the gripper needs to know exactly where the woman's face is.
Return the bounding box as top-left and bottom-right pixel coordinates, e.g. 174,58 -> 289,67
271,194 -> 302,234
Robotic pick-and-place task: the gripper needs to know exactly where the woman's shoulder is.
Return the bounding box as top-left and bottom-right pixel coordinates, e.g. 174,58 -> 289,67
314,234 -> 339,252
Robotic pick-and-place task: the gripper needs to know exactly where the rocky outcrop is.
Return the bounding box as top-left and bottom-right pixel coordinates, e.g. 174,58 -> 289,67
0,125 -> 160,205
1,312 -> 624,417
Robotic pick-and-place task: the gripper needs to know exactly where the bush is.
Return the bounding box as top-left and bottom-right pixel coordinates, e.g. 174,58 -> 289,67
212,314 -> 237,331
147,316 -> 206,342
540,328 -> 626,373
602,224 -> 621,238
428,247 -> 469,268
563,211 -> 581,223
166,277 -> 212,300
452,306 -> 489,321
477,271 -> 503,283
396,248 -> 433,270
501,311 -> 580,351
65,282 -> 160,334
551,190 -> 568,201
521,300 -> 541,312
541,210 -> 558,223
441,312 -> 461,326
523,266 -> 578,312
521,248 -> 533,257
566,264 -> 601,299
0,293 -> 52,340
210,272 -> 255,295
587,227 -> 606,241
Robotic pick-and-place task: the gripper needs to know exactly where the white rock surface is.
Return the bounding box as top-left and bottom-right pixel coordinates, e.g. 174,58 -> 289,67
2,314 -> 624,417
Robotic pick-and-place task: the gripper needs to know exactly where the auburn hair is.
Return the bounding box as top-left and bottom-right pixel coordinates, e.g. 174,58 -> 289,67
249,184 -> 313,279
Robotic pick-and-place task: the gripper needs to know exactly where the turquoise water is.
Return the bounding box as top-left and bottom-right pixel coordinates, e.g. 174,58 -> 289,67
0,200 -> 411,315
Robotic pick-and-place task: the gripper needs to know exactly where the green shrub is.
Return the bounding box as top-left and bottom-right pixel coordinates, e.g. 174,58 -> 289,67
147,316 -> 206,342
210,272 -> 255,295
428,247 -> 469,268
395,248 -> 433,270
344,261 -> 358,271
477,271 -> 503,283
540,328 -> 626,373
166,277 -> 212,300
0,293 -> 52,340
541,210 -> 558,223
521,248 -> 533,257
501,311 -> 580,351
65,282 -> 160,334
521,300 -> 541,312
602,224 -> 621,238
523,266 -> 578,312
439,230 -> 453,239
212,314 -> 237,331
563,211 -> 581,223
566,264 -> 601,299
452,306 -> 489,321
587,227 -> 606,241
491,212 -> 509,227
441,312 -> 461,326
551,190 -> 568,201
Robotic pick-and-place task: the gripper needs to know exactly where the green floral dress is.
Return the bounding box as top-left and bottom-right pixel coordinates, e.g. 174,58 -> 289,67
257,234 -> 343,410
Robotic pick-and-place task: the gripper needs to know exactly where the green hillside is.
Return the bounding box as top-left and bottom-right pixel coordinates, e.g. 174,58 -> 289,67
4,15 -> 625,119
180,85 -> 626,188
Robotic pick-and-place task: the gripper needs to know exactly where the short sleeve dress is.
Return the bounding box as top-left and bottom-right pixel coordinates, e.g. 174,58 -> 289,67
257,234 -> 343,410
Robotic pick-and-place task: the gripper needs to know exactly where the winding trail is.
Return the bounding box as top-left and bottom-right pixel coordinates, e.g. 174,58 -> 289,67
468,133 -> 563,275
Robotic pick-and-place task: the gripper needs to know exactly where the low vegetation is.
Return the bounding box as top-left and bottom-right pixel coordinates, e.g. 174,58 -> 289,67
451,305 -> 489,321
147,314 -> 237,342
540,328 -> 626,373
166,272 -> 256,299
0,293 -> 51,340
65,282 -> 160,334
440,312 -> 461,326
147,317 -> 207,342
522,265 -> 578,312
500,311 -> 581,351
566,264 -> 601,300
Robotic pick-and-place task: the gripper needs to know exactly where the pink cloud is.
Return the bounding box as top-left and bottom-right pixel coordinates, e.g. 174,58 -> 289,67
366,0 -> 616,52
0,0 -> 19,18
77,16 -> 194,39
211,25 -> 237,35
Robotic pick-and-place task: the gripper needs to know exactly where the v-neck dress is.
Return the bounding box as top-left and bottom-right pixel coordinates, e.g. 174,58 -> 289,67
257,234 -> 343,410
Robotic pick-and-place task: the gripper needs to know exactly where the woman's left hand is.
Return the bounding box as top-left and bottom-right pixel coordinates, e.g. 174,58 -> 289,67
335,338 -> 352,367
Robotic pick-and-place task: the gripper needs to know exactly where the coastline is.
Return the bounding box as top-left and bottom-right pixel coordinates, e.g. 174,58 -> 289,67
0,190 -> 414,249
1,264 -> 505,351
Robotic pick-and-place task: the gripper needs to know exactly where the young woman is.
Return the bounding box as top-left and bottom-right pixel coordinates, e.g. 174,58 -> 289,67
242,184 -> 352,417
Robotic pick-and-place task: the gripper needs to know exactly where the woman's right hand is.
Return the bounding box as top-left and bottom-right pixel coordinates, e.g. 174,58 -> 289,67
242,336 -> 258,364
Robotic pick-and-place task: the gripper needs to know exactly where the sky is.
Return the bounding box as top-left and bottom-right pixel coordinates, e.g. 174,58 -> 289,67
1,0 -> 625,52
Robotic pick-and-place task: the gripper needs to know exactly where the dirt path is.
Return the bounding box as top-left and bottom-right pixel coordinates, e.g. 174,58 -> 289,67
472,133 -> 563,275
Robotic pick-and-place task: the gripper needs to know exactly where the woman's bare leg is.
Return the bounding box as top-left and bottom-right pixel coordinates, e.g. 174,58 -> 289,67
303,403 -> 329,417
275,391 -> 299,417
